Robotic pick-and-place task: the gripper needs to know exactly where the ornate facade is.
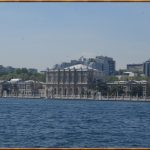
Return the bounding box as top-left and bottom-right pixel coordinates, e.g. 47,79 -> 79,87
107,80 -> 147,98
2,79 -> 45,98
45,64 -> 102,99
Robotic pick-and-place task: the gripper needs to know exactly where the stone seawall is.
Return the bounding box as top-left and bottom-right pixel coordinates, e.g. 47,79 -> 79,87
1,95 -> 150,102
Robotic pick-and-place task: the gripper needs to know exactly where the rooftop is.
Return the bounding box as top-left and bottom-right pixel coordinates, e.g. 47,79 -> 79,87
65,64 -> 98,70
9,78 -> 21,83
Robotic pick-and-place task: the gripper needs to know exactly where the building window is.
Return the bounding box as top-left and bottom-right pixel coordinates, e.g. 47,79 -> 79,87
81,88 -> 84,96
69,88 -> 72,95
74,88 -> 78,95
64,88 -> 67,96
59,88 -> 62,95
54,88 -> 56,95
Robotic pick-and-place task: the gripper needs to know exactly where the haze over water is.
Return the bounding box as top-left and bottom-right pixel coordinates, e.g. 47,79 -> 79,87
0,98 -> 150,147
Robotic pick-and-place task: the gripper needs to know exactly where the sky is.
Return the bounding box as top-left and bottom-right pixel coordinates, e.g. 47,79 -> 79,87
0,3 -> 150,71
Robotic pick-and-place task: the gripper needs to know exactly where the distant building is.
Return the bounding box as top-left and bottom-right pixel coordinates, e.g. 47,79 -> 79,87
84,56 -> 115,75
0,81 -> 4,97
1,79 -> 45,98
144,59 -> 150,77
123,72 -> 135,77
107,80 -> 147,97
127,64 -> 143,73
116,71 -> 135,80
45,64 -> 103,99
93,56 -> 115,75
53,56 -> 116,76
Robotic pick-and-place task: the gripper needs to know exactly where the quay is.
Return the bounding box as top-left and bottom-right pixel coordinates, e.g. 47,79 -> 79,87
1,95 -> 150,102
49,96 -> 150,102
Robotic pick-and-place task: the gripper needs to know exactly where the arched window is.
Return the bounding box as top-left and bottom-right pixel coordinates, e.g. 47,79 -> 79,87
54,88 -> 57,95
81,88 -> 84,95
64,88 -> 67,96
69,88 -> 72,95
75,88 -> 78,95
71,73 -> 74,83
48,75 -> 51,82
58,88 -> 62,95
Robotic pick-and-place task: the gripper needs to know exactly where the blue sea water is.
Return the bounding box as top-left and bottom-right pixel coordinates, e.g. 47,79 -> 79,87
0,98 -> 150,148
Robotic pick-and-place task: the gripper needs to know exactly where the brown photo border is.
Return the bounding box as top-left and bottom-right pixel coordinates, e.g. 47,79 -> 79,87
0,2 -> 149,150
0,148 -> 150,150
0,148 -> 149,150
0,0 -> 148,1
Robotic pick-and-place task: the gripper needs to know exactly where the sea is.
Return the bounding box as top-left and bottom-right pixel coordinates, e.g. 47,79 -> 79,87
0,98 -> 150,148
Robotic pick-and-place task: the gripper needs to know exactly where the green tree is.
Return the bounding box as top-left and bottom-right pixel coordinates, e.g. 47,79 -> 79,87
95,79 -> 108,96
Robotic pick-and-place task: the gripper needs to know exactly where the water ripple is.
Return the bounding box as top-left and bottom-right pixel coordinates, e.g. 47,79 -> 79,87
0,99 -> 150,147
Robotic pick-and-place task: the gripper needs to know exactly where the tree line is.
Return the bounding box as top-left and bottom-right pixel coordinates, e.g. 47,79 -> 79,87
0,68 -> 45,82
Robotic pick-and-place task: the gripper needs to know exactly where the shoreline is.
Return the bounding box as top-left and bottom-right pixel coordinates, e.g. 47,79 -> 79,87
1,96 -> 150,102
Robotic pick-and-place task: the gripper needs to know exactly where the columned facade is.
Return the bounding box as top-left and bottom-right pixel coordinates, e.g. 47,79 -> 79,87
45,64 -> 102,99
107,80 -> 147,98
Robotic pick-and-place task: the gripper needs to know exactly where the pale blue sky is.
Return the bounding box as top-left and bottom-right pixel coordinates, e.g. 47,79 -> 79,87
0,3 -> 150,71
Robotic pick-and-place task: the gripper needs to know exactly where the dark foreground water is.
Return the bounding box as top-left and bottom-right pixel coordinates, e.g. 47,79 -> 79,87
0,98 -> 150,148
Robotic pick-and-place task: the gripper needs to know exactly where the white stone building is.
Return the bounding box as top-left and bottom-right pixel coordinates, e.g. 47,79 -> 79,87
2,79 -> 45,98
45,64 -> 103,99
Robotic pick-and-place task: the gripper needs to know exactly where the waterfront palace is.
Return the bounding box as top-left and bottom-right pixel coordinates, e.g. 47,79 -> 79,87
45,64 -> 103,99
